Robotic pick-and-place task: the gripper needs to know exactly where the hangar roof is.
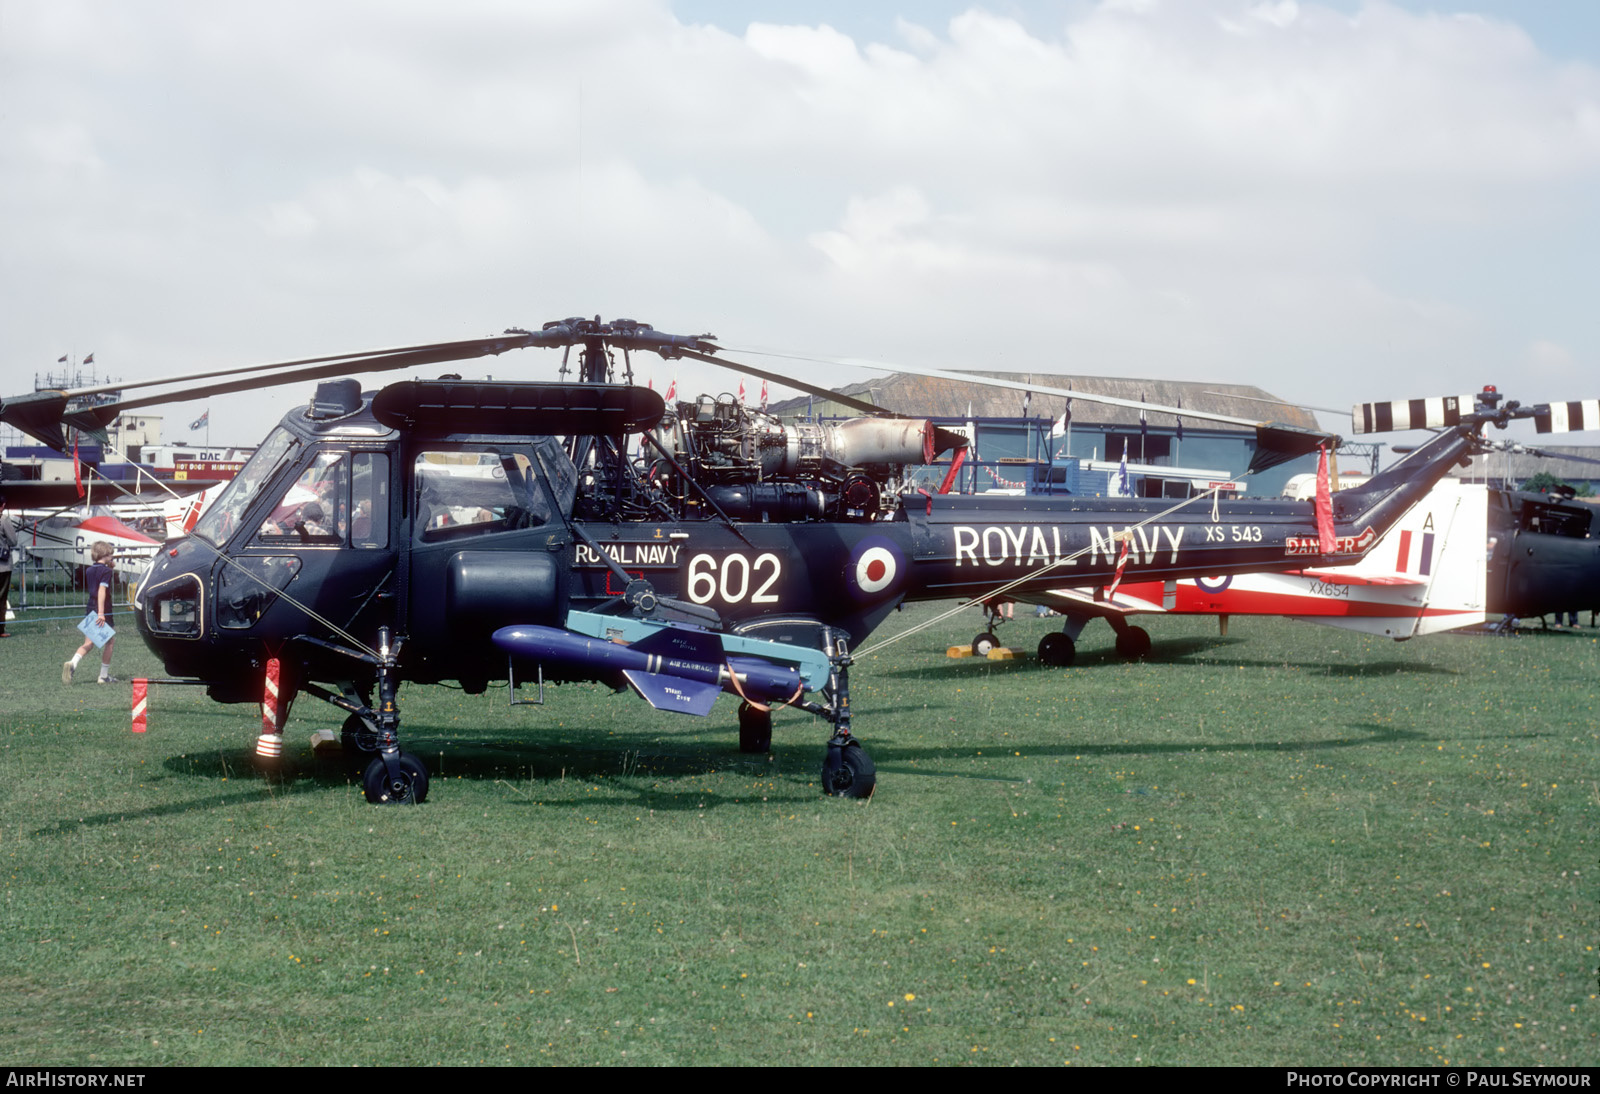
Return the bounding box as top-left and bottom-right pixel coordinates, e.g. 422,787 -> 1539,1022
769,372 -> 1319,432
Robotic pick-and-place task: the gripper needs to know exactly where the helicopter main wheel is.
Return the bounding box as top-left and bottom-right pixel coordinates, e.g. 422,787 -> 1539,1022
362,753 -> 430,805
1038,632 -> 1076,667
738,702 -> 773,754
1115,626 -> 1153,660
821,737 -> 876,799
971,632 -> 1000,657
340,714 -> 379,758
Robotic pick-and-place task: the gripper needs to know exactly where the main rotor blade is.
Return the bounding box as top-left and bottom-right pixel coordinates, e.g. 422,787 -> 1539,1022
725,348 -> 1338,473
674,348 -> 900,418
7,335 -> 543,451
50,333 -> 538,401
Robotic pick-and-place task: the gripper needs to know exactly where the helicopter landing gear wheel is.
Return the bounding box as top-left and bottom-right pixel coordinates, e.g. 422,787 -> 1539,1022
1115,625 -> 1152,660
340,713 -> 378,759
1038,632 -> 1076,667
738,702 -> 772,754
971,632 -> 1000,657
362,752 -> 430,805
821,736 -> 876,799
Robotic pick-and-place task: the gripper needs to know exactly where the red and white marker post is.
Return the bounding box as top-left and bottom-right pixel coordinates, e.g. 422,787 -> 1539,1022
256,657 -> 284,760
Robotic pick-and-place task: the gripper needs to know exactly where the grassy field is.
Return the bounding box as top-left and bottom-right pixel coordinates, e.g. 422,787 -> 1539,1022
0,605 -> 1595,1066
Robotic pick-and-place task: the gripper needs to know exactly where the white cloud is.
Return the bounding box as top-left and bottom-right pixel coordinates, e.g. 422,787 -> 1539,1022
4,0 -> 1599,442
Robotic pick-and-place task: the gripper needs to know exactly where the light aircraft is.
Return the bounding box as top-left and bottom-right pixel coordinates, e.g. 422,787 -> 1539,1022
990,480 -> 1487,654
11,505 -> 162,578
0,320 -> 1536,804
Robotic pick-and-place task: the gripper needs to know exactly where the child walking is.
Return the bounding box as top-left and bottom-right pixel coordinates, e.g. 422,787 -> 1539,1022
64,541 -> 117,685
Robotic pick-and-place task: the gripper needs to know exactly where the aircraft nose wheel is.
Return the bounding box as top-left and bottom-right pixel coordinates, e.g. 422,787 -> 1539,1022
821,736 -> 876,799
971,631 -> 1000,657
363,752 -> 430,805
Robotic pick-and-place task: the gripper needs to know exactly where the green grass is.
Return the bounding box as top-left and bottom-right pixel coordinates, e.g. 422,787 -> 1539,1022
0,606 -> 1595,1065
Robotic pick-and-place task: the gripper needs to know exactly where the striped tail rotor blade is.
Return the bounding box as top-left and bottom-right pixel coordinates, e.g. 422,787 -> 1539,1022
1533,400 -> 1600,434
1352,395 -> 1472,434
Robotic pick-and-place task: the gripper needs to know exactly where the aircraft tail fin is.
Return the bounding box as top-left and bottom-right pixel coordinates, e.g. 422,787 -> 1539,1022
622,671 -> 722,716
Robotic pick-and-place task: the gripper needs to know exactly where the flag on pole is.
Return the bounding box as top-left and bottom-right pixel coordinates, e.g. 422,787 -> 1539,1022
1064,384 -> 1072,426
189,410 -> 209,432
57,354 -> 67,363
1139,394 -> 1148,445
1116,449 -> 1130,496
1176,395 -> 1184,442
760,379 -> 769,410
1049,413 -> 1067,438
82,353 -> 94,365
1022,389 -> 1031,418
665,377 -> 677,403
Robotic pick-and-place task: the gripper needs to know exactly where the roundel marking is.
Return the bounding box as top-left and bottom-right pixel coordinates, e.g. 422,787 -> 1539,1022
1195,574 -> 1232,594
856,547 -> 896,593
847,536 -> 907,601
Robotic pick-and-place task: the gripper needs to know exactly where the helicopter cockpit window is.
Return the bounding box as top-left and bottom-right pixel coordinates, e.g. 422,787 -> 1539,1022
415,448 -> 547,542
191,427 -> 298,547
256,451 -> 348,547
351,452 -> 389,549
533,436 -> 578,515
217,556 -> 303,630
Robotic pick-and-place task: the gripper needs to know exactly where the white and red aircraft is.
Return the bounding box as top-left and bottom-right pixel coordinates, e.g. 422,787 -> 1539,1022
978,481 -> 1489,662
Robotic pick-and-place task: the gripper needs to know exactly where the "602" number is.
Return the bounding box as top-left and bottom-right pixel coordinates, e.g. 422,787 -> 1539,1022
686,552 -> 782,606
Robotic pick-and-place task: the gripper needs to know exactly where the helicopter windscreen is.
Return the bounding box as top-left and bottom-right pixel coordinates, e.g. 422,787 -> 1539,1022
191,427 -> 298,547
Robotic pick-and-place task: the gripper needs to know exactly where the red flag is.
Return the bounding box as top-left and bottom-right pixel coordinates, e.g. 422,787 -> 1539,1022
1106,535 -> 1132,600
760,379 -> 769,410
665,378 -> 677,403
1315,444 -> 1335,554
738,379 -> 747,405
937,446 -> 966,494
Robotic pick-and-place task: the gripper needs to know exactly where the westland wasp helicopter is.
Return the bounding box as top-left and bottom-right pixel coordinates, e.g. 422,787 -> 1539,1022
0,319 -> 1536,804
1357,409 -> 1600,630
1485,477 -> 1600,627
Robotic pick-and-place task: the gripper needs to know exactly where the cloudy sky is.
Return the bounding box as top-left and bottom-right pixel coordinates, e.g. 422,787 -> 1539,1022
3,0 -> 1598,445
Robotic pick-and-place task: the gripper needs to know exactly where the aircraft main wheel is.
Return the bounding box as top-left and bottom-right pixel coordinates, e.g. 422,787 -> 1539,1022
738,702 -> 773,754
1038,632 -> 1076,667
1115,626 -> 1152,660
971,632 -> 1000,657
821,739 -> 876,799
340,714 -> 378,757
363,752 -> 430,805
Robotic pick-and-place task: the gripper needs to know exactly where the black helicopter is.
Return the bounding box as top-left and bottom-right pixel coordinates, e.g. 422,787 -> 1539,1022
1353,400 -> 1600,629
0,319 -> 1531,804
1485,483 -> 1599,625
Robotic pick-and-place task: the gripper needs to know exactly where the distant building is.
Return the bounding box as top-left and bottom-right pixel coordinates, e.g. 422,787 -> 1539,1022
1450,445 -> 1600,495
768,372 -> 1324,497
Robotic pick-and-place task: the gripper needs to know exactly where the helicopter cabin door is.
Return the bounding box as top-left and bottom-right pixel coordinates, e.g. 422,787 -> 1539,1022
402,441 -> 570,687
224,447 -> 397,648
